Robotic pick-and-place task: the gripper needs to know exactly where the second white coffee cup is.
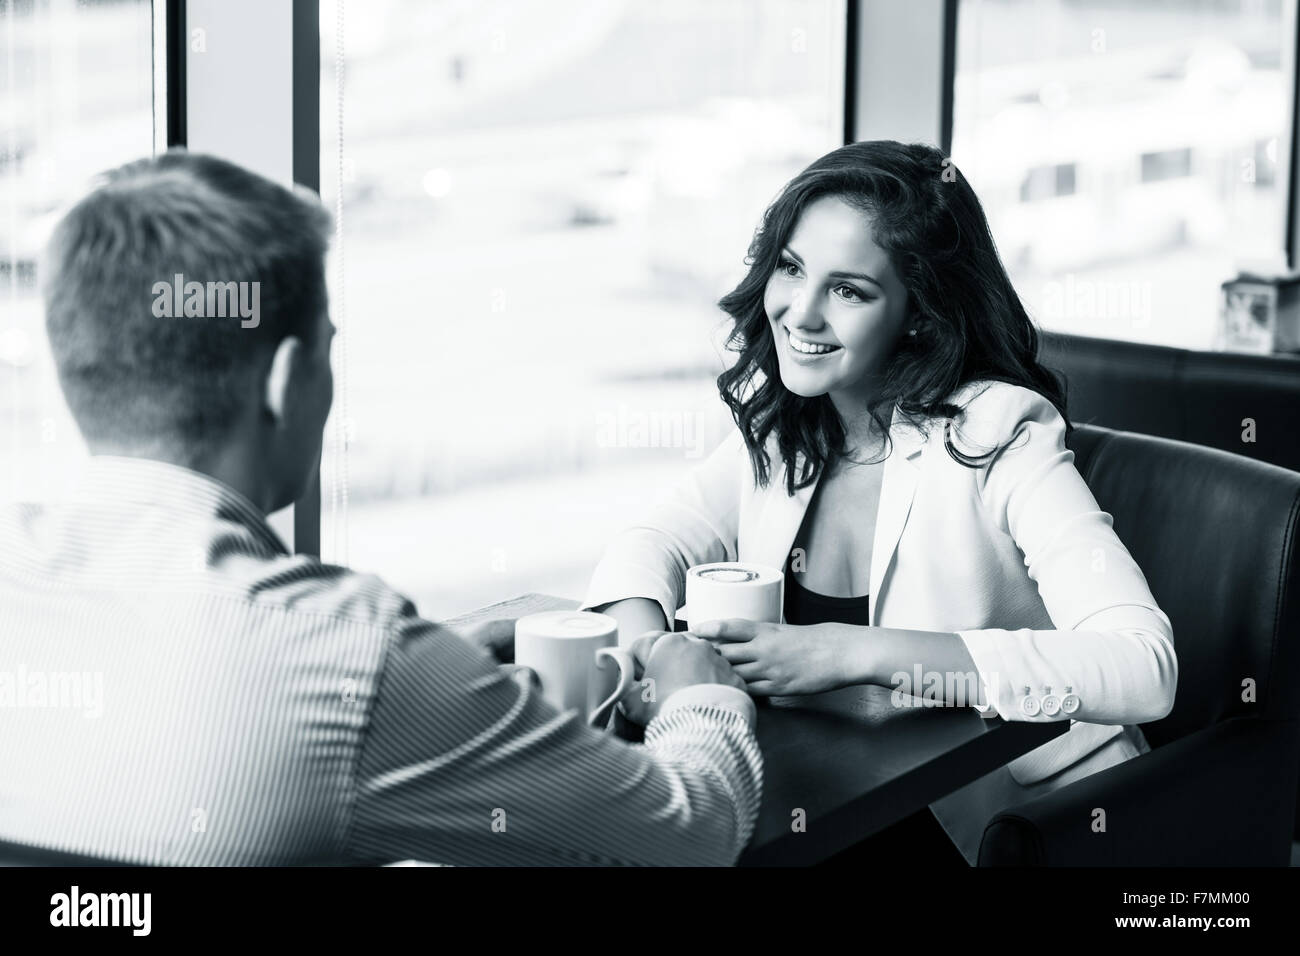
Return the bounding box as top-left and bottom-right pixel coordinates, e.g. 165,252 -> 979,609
685,561 -> 784,628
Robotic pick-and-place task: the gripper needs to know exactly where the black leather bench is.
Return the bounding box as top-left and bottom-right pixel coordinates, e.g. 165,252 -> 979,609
1038,331 -> 1300,845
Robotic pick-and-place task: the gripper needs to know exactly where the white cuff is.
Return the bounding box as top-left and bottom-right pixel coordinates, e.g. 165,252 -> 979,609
955,627 -> 1018,720
658,684 -> 757,728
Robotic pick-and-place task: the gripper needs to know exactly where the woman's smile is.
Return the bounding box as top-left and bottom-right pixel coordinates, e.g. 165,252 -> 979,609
783,326 -> 843,362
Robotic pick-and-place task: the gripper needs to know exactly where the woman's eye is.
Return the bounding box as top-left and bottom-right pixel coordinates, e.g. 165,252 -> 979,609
835,284 -> 867,303
777,257 -> 801,279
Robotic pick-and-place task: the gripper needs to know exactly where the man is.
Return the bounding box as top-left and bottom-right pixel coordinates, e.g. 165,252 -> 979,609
0,151 -> 761,865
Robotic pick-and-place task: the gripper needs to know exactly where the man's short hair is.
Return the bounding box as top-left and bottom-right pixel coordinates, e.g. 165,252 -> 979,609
43,150 -> 332,450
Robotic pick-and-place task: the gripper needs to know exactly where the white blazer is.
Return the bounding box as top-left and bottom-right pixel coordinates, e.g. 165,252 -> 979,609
583,379 -> 1178,862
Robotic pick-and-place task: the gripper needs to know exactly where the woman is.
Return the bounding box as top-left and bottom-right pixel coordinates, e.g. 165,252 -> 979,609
581,140 -> 1177,865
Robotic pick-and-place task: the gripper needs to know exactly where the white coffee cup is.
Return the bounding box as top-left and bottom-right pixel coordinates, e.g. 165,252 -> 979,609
685,561 -> 784,628
511,611 -> 635,731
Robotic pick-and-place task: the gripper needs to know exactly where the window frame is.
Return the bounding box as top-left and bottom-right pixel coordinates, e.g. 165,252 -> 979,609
154,0 -> 321,554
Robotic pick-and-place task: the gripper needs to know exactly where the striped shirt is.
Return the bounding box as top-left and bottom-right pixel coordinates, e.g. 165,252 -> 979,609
0,456 -> 763,865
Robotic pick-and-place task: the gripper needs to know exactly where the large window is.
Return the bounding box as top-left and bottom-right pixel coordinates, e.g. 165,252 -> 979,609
318,0 -> 846,619
25,1 -> 1292,618
953,0 -> 1294,350
0,0 -> 153,503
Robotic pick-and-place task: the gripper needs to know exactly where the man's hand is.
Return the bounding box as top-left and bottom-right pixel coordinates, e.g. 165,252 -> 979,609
627,629 -> 671,679
619,630 -> 747,726
461,619 -> 516,664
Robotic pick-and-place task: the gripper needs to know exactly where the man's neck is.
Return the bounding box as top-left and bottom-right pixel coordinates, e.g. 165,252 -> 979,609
88,441 -> 275,515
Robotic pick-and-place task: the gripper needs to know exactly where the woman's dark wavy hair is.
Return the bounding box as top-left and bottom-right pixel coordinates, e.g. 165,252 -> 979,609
717,140 -> 1070,494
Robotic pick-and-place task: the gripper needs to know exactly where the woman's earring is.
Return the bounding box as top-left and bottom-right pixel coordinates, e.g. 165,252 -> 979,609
907,328 -> 918,336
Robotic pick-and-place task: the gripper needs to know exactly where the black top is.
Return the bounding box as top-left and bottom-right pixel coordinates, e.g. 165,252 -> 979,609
784,566 -> 871,627
782,564 -> 967,865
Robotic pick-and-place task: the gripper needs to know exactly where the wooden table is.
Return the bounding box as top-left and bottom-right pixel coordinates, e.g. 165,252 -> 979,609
737,685 -> 1064,865
442,593 -> 1067,866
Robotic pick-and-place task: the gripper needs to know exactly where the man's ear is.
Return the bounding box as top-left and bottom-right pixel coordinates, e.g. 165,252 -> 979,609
264,336 -> 303,427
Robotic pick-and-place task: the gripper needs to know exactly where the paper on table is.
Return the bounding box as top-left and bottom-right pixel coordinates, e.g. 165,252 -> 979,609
438,592 -> 578,633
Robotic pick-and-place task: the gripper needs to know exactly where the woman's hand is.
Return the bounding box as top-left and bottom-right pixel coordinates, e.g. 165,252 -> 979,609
691,619 -> 866,696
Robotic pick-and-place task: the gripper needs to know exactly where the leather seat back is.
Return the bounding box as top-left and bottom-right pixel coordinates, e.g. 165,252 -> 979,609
0,838 -> 129,866
1042,331 -> 1300,472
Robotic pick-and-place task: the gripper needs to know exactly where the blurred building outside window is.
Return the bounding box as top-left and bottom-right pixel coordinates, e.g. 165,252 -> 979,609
953,0 -> 1294,351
